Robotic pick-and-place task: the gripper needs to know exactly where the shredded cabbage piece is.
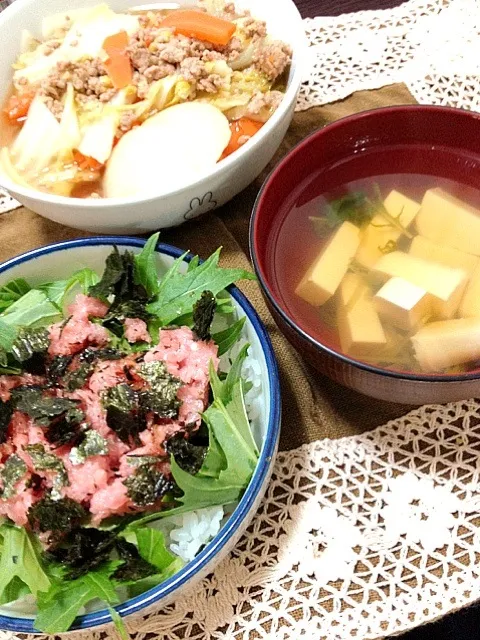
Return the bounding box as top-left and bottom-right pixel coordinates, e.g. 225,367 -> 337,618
199,68 -> 271,112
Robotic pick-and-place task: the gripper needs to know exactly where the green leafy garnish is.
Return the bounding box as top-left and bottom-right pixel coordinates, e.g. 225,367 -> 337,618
0,522 -> 51,604
212,316 -> 246,356
1,289 -> 61,328
39,268 -> 100,308
311,184 -> 413,240
134,233 -> 161,297
321,192 -> 375,229
0,454 -> 27,499
0,278 -> 31,313
35,565 -> 120,634
146,248 -> 255,326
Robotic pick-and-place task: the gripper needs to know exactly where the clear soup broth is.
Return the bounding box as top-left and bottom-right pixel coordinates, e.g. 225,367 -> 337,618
273,173 -> 480,375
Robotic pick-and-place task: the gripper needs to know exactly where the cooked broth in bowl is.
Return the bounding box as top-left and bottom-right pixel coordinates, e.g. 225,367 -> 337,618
274,174 -> 480,375
0,0 -> 291,199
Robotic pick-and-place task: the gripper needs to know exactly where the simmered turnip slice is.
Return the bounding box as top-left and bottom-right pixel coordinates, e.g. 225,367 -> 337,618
104,102 -> 231,199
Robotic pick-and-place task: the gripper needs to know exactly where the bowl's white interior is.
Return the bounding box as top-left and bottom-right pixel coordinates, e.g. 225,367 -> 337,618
0,242 -> 271,621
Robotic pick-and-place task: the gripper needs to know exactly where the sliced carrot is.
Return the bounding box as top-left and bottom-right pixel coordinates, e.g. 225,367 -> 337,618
102,31 -> 133,89
220,118 -> 263,160
73,150 -> 104,172
161,10 -> 236,46
3,91 -> 35,123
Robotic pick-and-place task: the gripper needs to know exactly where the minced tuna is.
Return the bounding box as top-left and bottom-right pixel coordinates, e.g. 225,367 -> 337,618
0,293 -> 218,529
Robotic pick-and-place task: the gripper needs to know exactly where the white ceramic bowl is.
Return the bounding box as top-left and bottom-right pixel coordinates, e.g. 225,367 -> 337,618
0,237 -> 281,634
0,0 -> 306,234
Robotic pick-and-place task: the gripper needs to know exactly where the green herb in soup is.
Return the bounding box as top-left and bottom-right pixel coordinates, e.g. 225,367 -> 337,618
294,184 -> 480,374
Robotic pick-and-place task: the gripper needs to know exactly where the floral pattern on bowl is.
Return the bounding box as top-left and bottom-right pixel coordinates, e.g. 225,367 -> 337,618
184,192 -> 218,221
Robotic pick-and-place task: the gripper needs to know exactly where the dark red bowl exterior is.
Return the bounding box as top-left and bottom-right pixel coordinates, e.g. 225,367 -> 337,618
250,105 -> 480,405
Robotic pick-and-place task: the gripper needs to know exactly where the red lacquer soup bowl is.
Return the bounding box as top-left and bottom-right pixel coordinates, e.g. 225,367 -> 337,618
250,105 -> 480,405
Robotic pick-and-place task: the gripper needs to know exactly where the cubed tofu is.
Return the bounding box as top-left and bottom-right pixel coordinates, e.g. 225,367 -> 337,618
295,221 -> 360,307
411,317 -> 480,371
374,277 -> 431,331
416,188 -> 480,256
355,190 -> 421,268
409,236 -> 480,318
372,251 -> 467,319
337,273 -> 387,357
460,262 -> 480,317
409,235 -> 479,275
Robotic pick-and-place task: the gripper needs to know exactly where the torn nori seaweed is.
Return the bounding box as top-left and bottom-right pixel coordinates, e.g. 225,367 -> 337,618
89,247 -> 149,306
27,495 -> 87,533
124,464 -> 174,507
44,407 -> 86,448
24,444 -> 69,497
46,355 -> 73,385
46,528 -> 117,579
0,454 -> 27,499
113,539 -> 157,582
103,384 -> 146,445
10,327 -> 50,376
165,432 -> 207,475
63,362 -> 94,391
79,347 -> 125,364
192,290 -> 216,341
0,398 -> 14,444
137,361 -> 181,419
11,386 -> 80,426
69,430 -> 109,464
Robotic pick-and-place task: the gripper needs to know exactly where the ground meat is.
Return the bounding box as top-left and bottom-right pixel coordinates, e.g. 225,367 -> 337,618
253,41 -> 293,81
132,71 -> 150,99
246,90 -> 284,117
241,16 -> 268,40
180,57 -> 228,93
40,58 -> 115,113
223,36 -> 243,63
44,96 -> 64,120
118,110 -> 138,133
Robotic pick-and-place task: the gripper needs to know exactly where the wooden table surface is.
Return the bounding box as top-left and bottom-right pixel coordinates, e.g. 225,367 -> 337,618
296,0 -> 402,18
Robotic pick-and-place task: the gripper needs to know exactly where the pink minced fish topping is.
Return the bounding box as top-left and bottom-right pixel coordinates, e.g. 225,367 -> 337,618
0,294 -> 218,526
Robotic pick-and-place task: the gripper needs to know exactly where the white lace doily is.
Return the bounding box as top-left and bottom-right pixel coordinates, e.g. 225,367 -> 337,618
298,0 -> 480,111
4,398 -> 480,640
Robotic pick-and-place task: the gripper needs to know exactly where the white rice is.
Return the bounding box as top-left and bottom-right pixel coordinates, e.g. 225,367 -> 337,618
167,506 -> 225,562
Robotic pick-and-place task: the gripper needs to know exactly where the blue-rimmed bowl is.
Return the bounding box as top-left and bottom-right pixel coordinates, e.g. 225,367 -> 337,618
0,237 -> 281,634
